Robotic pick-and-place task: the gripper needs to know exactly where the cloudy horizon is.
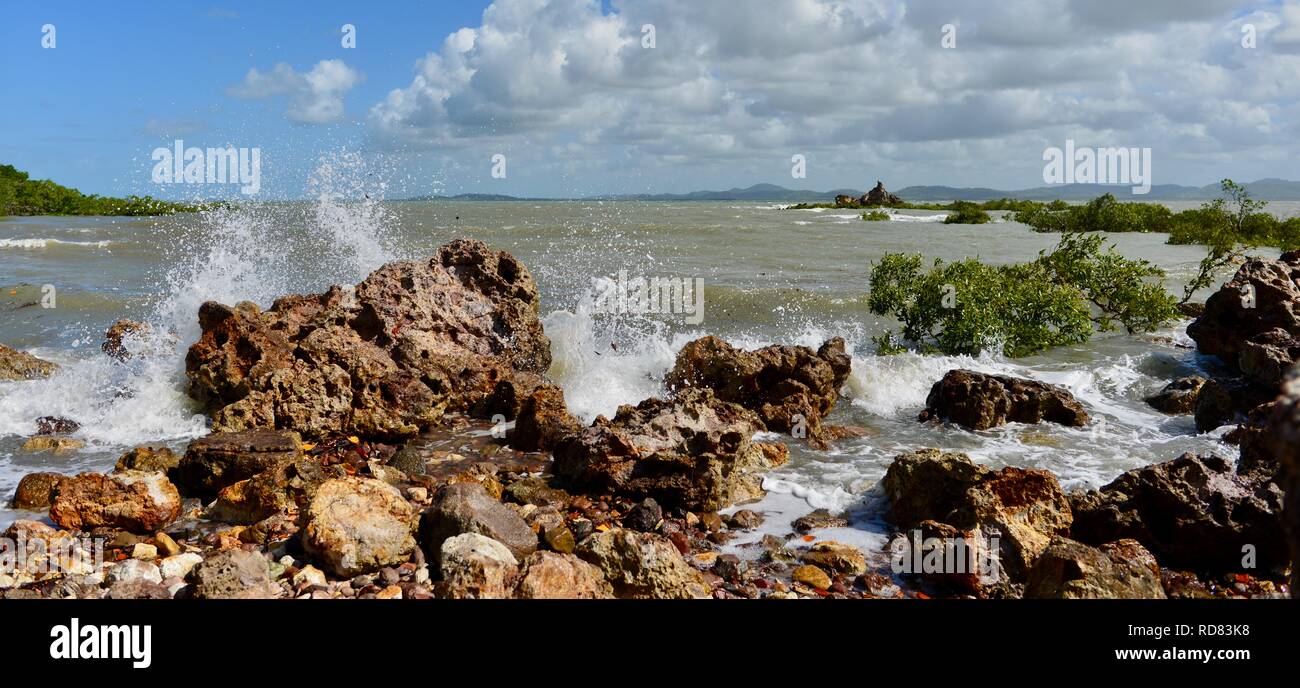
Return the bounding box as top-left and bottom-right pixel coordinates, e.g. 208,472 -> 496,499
3,0 -> 1298,200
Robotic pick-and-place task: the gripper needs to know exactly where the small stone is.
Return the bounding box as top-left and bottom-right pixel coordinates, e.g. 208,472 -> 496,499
792,509 -> 848,532
542,524 -> 576,554
154,531 -> 182,557
713,554 -> 747,581
376,584 -> 403,599
799,541 -> 868,575
131,543 -> 158,560
406,486 -> 428,502
726,509 -> 763,530
698,511 -> 723,533
623,498 -> 663,532
792,564 -> 831,590
379,567 -> 401,586
293,565 -> 328,588
107,559 -> 162,586
20,436 -> 85,453
159,553 -> 203,580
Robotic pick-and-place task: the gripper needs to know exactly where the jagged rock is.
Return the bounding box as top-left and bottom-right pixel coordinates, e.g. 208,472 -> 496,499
862,181 -> 902,206
1144,376 -> 1206,415
206,457 -> 330,524
421,482 -> 537,564
798,541 -> 867,575
1069,453 -> 1284,574
1193,377 -> 1274,433
834,194 -> 859,208
34,416 -> 79,435
102,319 -> 150,360
551,388 -> 787,511
173,429 -> 302,497
577,528 -> 710,599
20,436 -> 84,452
1187,252 -> 1300,389
11,472 -> 68,509
49,471 -> 182,533
438,533 -> 518,599
514,551 -> 613,599
1265,369 -> 1300,595
190,550 -> 281,599
0,343 -> 56,380
1025,537 -> 1166,599
881,448 -> 1072,580
113,446 -> 181,474
301,477 -> 418,577
509,384 -> 583,452
920,369 -> 1089,431
665,336 -> 850,446
185,239 -> 552,440
1231,401 -> 1279,478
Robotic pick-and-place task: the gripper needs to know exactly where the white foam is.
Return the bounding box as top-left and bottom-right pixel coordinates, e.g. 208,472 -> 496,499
0,238 -> 113,249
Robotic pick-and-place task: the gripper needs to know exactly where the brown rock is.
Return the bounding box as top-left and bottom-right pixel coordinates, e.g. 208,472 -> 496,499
49,471 -> 182,533
11,472 -> 68,510
1144,376 -> 1206,415
514,551 -> 613,599
0,343 -> 57,380
921,369 -> 1089,431
438,533 -> 518,599
577,528 -> 710,599
20,436 -> 84,452
190,549 -> 281,599
1025,537 -> 1166,599
114,446 -> 181,474
792,564 -> 832,590
509,384 -> 583,452
1187,252 -> 1300,389
799,541 -> 868,575
301,477 -> 418,577
173,429 -> 302,497
102,319 -> 150,360
421,482 -> 538,564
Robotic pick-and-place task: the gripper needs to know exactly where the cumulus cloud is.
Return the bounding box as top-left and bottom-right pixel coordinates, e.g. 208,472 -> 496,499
364,0 -> 1300,190
230,60 -> 363,124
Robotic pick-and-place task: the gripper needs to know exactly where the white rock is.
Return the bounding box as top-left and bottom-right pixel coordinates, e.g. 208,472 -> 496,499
159,552 -> 203,580
292,564 -> 328,588
131,543 -> 158,559
107,559 -> 162,585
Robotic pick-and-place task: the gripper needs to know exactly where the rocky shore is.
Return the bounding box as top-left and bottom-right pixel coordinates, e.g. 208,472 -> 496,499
1,240 -> 1294,599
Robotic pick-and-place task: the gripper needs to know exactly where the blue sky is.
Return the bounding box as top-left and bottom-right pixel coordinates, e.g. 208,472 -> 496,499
2,1 -> 1298,199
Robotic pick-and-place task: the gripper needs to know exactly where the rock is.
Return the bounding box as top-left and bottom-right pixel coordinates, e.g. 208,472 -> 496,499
792,508 -> 848,532
131,543 -> 158,559
1187,251 -> 1300,389
1264,370 -> 1300,595
11,472 -> 68,509
1144,376 -> 1206,415
792,564 -> 832,590
833,194 -> 859,208
154,531 -> 181,557
920,369 -> 1089,431
551,388 -> 787,511
514,551 -> 613,599
292,565 -> 328,588
542,524 -> 576,554
623,498 -> 663,532
439,533 -> 518,599
1231,401 -> 1279,478
664,335 -> 851,446
712,554 -> 747,581
1193,377 -> 1273,433
0,343 -> 57,380
34,416 -> 79,435
1069,453 -> 1285,574
184,239 -> 552,440
1024,537 -> 1166,599
106,559 -> 162,585
102,319 -> 149,360
301,477 -> 418,577
799,541 -> 868,575
173,429 -> 303,497
159,553 -> 203,580
20,436 -> 84,452
577,528 -> 710,599
190,550 -> 281,599
862,181 -> 902,206
503,476 -> 570,507
107,579 -> 172,599
881,448 -> 1072,580
114,446 -> 181,474
206,457 -> 329,524
509,384 -> 583,452
726,509 -> 763,530
421,482 -> 537,564
49,471 -> 182,533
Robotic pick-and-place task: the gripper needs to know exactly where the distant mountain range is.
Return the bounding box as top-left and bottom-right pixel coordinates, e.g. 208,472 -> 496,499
402,178 -> 1300,202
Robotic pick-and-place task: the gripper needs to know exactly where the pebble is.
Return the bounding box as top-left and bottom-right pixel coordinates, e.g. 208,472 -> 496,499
159,553 -> 203,580
154,532 -> 182,557
131,543 -> 158,560
376,584 -> 403,599
407,486 -> 428,502
792,564 -> 831,590
292,565 -> 328,588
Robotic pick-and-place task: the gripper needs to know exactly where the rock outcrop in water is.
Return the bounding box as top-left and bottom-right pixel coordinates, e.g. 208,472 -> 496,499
551,388 -> 788,511
1187,252 -> 1300,388
664,335 -> 851,447
0,343 -> 56,380
861,181 -> 902,206
185,238 -> 551,440
919,369 -> 1090,431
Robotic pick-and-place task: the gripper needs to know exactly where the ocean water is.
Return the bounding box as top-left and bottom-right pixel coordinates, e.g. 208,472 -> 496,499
4,184 -> 1288,539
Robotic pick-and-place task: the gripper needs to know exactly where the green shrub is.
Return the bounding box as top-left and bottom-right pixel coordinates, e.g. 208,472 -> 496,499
0,163 -> 208,216
862,210 -> 891,221
943,201 -> 992,225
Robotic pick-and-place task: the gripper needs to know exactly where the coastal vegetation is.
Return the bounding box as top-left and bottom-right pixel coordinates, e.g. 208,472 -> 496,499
867,231 -> 1180,357
0,163 -> 208,216
941,201 -> 992,225
861,210 -> 891,221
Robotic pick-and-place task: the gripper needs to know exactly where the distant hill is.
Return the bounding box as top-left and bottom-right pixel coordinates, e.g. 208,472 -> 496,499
398,179 -> 1300,203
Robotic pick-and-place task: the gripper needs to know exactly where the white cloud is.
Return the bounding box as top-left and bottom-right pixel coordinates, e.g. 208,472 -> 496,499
229,60 -> 363,125
363,0 -> 1300,191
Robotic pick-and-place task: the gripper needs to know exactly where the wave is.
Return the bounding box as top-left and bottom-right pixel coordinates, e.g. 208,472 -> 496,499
0,238 -> 114,249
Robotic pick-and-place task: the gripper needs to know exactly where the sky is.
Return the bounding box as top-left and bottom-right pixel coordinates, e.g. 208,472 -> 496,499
1,0 -> 1298,200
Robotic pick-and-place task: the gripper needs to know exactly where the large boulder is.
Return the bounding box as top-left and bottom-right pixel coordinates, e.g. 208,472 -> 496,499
0,343 -> 56,380
207,457 -> 330,524
421,482 -> 537,564
185,239 -> 552,440
1069,453 -> 1285,574
1024,537 -> 1166,599
577,528 -> 710,599
514,551 -> 614,599
551,388 -> 788,511
172,429 -> 303,497
1265,369 -> 1300,595
1187,252 -> 1300,387
881,448 -> 1073,580
438,533 -> 519,599
301,477 -> 418,577
1144,376 -> 1206,415
664,336 -> 851,446
1193,377 -> 1274,433
920,370 -> 1089,431
190,550 -> 281,599
49,471 -> 182,533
